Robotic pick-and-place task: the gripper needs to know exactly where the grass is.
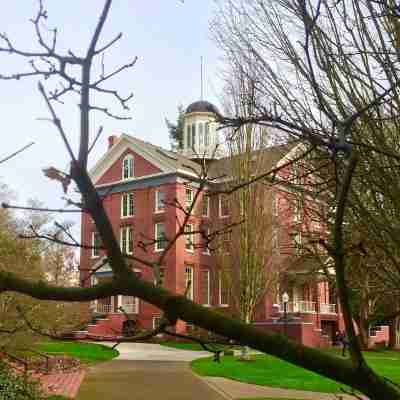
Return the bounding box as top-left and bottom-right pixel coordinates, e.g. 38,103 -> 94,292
192,349 -> 400,393
237,398 -> 306,400
46,396 -> 71,400
35,341 -> 118,364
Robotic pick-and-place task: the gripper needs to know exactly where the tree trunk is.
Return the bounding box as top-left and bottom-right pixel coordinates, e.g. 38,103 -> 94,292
239,313 -> 251,361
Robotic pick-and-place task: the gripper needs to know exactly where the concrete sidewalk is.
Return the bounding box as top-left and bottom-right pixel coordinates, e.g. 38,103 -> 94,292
98,341 -> 210,361
76,360 -> 225,400
203,376 -> 364,399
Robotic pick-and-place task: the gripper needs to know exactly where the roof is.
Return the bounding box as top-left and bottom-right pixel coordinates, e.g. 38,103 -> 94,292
186,100 -> 220,115
207,142 -> 297,180
90,132 -> 297,185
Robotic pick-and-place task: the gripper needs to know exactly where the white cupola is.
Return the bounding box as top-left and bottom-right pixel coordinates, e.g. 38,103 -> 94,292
181,100 -> 222,161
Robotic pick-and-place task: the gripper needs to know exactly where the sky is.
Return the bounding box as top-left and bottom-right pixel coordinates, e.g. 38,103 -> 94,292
0,1 -> 224,235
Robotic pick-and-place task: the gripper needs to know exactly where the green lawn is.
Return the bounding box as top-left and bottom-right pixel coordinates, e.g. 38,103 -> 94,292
192,349 -> 400,393
35,341 -> 118,364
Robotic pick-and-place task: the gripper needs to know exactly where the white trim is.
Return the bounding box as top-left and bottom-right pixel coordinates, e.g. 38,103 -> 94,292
185,223 -> 194,252
202,193 -> 210,217
219,194 -> 229,218
201,269 -> 210,306
90,134 -> 176,184
122,154 -> 134,180
91,231 -> 100,258
154,189 -> 165,213
184,265 -> 194,300
219,275 -> 229,307
121,192 -> 134,218
155,222 -> 166,252
185,188 -> 193,211
120,225 -> 133,255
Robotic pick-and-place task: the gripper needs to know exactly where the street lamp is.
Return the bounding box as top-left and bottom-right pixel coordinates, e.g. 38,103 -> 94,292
282,292 -> 289,337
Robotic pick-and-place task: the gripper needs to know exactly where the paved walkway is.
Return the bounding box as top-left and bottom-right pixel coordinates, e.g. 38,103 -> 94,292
40,370 -> 86,399
99,342 -> 210,361
75,343 -> 364,400
76,360 -> 225,400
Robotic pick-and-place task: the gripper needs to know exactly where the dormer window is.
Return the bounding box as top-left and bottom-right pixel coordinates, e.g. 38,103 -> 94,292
122,154 -> 134,180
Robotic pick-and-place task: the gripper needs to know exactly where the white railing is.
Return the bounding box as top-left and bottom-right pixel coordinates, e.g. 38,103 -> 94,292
279,301 -> 316,313
278,301 -> 337,314
320,303 -> 337,314
92,303 -> 113,314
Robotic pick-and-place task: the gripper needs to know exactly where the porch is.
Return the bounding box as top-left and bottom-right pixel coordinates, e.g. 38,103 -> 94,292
277,301 -> 337,314
90,295 -> 139,315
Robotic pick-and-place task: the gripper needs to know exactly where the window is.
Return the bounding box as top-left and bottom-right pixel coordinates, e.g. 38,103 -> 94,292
186,125 -> 192,149
204,122 -> 210,146
154,267 -> 165,286
219,194 -> 229,217
185,265 -> 194,300
120,226 -> 133,255
191,123 -> 196,149
201,270 -> 210,306
91,231 -> 101,258
202,193 -> 209,217
153,316 -> 163,330
202,227 -> 211,255
199,122 -> 204,146
293,197 -> 301,223
185,188 -> 193,211
185,224 -> 194,252
155,223 -> 167,252
122,154 -> 134,180
155,190 -> 165,213
121,193 -> 134,218
272,227 -> 279,254
293,232 -> 302,255
219,274 -> 229,306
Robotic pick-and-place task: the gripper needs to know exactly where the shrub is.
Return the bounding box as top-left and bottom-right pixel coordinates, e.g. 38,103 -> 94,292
0,362 -> 43,400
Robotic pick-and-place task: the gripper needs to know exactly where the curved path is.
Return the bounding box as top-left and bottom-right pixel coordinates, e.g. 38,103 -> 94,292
76,343 -> 224,400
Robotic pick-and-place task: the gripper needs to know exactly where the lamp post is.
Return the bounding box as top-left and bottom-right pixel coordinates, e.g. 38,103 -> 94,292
282,292 -> 289,337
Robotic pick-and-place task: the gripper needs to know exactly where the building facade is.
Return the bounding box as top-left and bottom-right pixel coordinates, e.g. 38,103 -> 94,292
78,100 -> 344,347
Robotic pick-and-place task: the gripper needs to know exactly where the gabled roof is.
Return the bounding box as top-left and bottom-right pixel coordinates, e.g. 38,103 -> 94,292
89,132 -> 297,186
89,133 -> 202,184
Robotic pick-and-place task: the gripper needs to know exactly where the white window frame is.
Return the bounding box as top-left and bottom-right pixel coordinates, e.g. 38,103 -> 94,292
293,197 -> 301,223
201,269 -> 210,306
121,192 -> 134,218
293,232 -> 302,255
204,122 -> 210,146
155,222 -> 167,252
185,224 -> 194,252
219,275 -> 229,307
185,265 -> 194,300
185,188 -> 193,211
120,226 -> 133,255
153,267 -> 165,286
219,194 -> 229,218
155,190 -> 165,213
153,316 -> 163,330
91,231 -> 101,258
122,154 -> 134,180
202,193 -> 209,217
202,227 -> 210,255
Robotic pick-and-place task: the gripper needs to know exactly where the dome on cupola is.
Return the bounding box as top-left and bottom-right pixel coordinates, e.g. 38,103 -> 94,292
181,99 -> 222,162
186,100 -> 220,115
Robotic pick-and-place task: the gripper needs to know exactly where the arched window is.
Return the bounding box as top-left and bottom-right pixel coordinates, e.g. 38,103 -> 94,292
204,122 -> 210,146
198,122 -> 204,146
191,123 -> 196,150
186,125 -> 192,149
122,154 -> 134,180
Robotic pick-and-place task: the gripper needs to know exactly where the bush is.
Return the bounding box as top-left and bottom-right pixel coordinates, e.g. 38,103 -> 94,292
0,362 -> 43,400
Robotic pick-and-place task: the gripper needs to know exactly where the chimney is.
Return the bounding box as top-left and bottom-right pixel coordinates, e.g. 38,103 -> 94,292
108,135 -> 117,149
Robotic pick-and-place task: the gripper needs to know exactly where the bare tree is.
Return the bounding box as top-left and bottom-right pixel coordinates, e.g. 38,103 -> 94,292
0,2 -> 399,399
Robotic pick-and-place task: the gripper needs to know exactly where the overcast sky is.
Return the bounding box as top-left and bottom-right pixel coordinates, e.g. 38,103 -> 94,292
0,1 -> 223,233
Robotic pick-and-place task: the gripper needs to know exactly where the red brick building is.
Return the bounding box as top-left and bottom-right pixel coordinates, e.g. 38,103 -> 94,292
79,100 -> 344,347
